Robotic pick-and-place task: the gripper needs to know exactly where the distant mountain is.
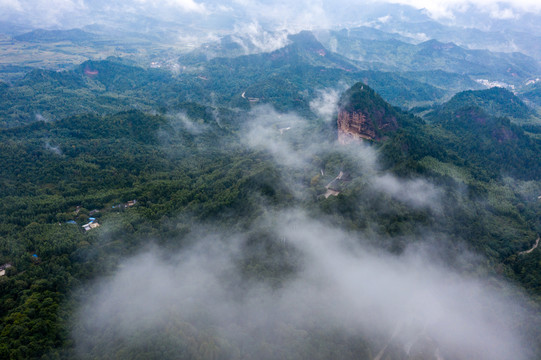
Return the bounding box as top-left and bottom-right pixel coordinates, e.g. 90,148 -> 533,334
9,30 -> 514,130
316,26 -> 416,44
399,70 -> 484,94
14,28 -> 98,43
368,10 -> 541,62
315,28 -> 421,72
180,30 -> 291,61
182,31 -> 360,71
438,106 -> 523,142
414,40 -> 537,81
272,31 -> 359,71
0,60 -> 174,128
0,44 -> 446,128
20,68 -> 86,89
0,21 -> 31,35
317,29 -> 540,86
180,30 -> 445,109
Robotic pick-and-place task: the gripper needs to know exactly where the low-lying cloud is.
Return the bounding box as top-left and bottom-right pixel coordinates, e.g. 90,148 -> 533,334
309,88 -> 341,123
35,113 -> 51,122
243,105 -> 316,169
73,210 -> 533,360
166,111 -> 209,135
371,173 -> 441,210
243,104 -> 441,210
44,141 -> 63,155
70,92 -> 538,359
230,22 -> 290,54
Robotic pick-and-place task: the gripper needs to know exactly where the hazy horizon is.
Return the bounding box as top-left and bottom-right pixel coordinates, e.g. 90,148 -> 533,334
2,0 -> 541,32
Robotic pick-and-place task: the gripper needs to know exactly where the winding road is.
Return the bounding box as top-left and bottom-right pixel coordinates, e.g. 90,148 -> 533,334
519,236 -> 540,255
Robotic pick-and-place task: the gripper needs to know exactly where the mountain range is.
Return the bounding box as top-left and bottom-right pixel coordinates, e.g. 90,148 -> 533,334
1,3 -> 541,359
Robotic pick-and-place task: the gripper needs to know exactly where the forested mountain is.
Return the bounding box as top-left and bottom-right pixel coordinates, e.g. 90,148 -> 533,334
435,87 -> 536,121
1,4 -> 541,359
1,76 -> 540,359
0,35 -> 448,128
316,29 -> 540,86
520,81 -> 541,108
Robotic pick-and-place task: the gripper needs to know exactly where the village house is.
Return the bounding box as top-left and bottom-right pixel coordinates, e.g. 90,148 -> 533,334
0,263 -> 12,277
82,222 -> 100,231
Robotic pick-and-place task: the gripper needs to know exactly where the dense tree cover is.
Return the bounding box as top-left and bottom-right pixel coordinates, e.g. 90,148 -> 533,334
0,34 -> 455,128
0,66 -> 155,127
0,109 -> 291,359
399,70 -> 483,93
518,82 -> 541,108
420,105 -> 541,180
182,33 -> 446,109
434,87 -> 536,121
0,49 -> 540,359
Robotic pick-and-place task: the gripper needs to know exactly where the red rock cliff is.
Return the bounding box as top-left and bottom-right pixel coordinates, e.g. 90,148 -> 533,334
337,83 -> 400,144
337,110 -> 376,143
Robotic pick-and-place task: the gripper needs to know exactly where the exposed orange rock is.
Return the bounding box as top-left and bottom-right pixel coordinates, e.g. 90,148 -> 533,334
337,83 -> 400,144
337,110 -> 376,144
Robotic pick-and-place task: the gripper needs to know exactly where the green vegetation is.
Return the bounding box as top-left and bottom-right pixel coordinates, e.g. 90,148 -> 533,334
435,87 -> 536,121
0,30 -> 540,359
318,30 -> 540,87
0,33 -> 453,129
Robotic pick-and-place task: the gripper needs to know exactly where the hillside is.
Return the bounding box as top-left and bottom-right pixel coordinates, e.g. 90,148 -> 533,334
519,82 -> 541,109
419,92 -> 541,180
0,80 -> 540,359
1,12 -> 541,359
437,87 -> 536,121
0,36 -> 448,128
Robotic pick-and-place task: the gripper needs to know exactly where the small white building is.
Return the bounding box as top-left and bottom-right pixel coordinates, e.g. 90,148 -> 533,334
82,222 -> 100,231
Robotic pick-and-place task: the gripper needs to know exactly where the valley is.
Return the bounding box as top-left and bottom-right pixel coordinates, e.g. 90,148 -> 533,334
0,2 -> 541,360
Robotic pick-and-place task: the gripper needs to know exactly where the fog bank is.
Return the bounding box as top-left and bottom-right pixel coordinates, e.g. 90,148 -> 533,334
73,210 -> 533,359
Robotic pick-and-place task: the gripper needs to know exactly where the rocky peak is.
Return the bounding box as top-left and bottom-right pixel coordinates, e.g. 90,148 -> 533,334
337,83 -> 400,143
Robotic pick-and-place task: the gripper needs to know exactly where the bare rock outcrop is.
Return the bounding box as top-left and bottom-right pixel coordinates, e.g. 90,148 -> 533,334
337,83 -> 400,144
337,110 -> 376,143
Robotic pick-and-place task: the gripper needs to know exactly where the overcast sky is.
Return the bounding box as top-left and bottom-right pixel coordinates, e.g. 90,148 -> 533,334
389,0 -> 541,17
0,0 -> 539,31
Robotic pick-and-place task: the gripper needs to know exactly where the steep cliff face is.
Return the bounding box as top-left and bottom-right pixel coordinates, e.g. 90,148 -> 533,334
337,83 -> 400,143
337,110 -> 376,143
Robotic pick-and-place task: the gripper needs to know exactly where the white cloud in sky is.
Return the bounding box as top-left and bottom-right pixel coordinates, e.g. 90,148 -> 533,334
381,0 -> 541,19
0,0 -> 539,34
133,0 -> 207,13
0,0 -> 86,27
0,0 -> 206,28
0,0 -> 22,11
